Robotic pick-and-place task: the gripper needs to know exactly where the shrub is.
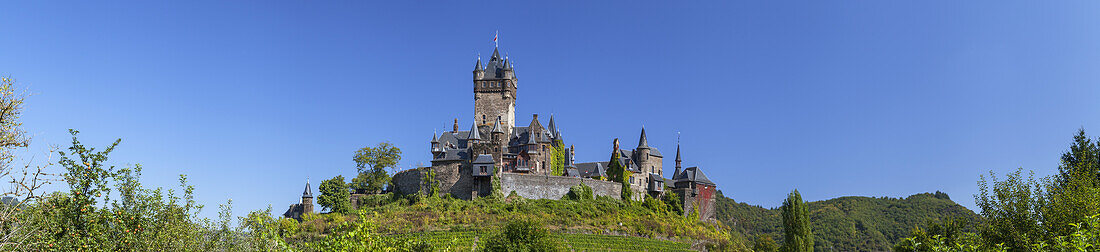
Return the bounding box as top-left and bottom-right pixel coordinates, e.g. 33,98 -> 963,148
480,219 -> 560,252
563,183 -> 593,201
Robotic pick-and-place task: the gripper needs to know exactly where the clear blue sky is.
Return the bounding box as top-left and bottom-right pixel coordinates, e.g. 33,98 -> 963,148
2,1 -> 1099,219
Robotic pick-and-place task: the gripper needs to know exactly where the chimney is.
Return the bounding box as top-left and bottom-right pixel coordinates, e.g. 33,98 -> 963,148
453,118 -> 459,132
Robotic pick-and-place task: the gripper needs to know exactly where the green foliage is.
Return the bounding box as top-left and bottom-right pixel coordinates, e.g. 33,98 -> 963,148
754,234 -> 779,252
318,175 -> 352,214
642,194 -> 668,213
15,130 -> 291,250
422,167 -> 441,197
606,149 -> 633,201
550,140 -> 565,176
0,76 -> 27,167
663,189 -> 684,216
480,219 -> 560,252
975,168 -> 1045,250
391,229 -> 693,251
352,142 -> 402,193
781,189 -> 813,252
563,183 -> 593,201
1044,129 -> 1100,238
892,130 -> 1100,251
893,218 -> 970,252
716,190 -> 980,251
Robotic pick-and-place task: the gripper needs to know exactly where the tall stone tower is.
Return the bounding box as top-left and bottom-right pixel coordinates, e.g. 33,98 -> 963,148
473,48 -> 517,135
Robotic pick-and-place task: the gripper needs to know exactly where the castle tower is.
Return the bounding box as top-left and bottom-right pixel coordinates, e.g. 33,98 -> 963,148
635,127 -> 652,173
301,179 -> 314,214
473,48 -> 517,135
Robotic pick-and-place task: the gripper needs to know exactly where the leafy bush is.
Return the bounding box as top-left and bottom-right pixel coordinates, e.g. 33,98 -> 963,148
481,219 -> 560,252
562,183 -> 593,201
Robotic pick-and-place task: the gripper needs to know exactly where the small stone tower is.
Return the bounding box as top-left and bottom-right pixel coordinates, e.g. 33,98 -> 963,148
473,48 -> 518,135
301,179 -> 314,214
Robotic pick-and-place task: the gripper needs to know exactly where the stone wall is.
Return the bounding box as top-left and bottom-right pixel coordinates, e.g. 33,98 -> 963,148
391,168 -> 424,195
499,173 -> 621,200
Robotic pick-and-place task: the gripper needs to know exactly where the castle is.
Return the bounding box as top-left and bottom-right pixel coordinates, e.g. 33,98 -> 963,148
386,45 -> 719,221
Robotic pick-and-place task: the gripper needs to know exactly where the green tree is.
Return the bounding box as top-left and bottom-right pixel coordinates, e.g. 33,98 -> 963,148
318,176 -> 351,214
1042,129 -> 1100,238
781,189 -> 813,252
975,168 -> 1045,250
480,219 -> 560,252
0,77 -> 27,169
352,142 -> 402,193
753,235 -> 779,252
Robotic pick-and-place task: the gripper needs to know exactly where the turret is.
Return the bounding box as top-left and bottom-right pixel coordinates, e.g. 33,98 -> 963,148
636,127 -> 651,164
502,55 -> 514,79
491,119 -> 505,142
473,55 -> 484,79
431,132 -> 442,155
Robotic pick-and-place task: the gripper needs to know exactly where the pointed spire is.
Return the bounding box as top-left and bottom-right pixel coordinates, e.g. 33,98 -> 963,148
302,178 -> 313,198
492,118 -> 504,133
526,131 -> 538,145
431,131 -> 439,143
474,54 -> 483,71
547,114 -> 559,139
491,47 -> 501,61
637,127 -> 649,149
467,120 -> 482,141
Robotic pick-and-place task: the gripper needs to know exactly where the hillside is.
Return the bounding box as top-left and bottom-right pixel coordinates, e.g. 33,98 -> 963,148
716,191 -> 980,251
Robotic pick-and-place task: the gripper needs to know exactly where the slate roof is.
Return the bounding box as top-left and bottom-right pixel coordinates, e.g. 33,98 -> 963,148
472,154 -> 494,164
575,162 -> 608,178
482,48 -> 509,79
302,180 -> 313,198
673,166 -> 715,186
563,168 -> 580,178
433,148 -> 469,161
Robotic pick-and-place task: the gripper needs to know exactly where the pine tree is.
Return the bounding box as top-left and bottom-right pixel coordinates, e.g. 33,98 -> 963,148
781,189 -> 813,252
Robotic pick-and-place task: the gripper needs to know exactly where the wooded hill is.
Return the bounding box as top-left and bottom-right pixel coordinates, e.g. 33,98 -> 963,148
715,191 -> 980,251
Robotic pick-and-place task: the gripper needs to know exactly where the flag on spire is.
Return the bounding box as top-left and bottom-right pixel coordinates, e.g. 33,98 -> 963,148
493,30 -> 499,47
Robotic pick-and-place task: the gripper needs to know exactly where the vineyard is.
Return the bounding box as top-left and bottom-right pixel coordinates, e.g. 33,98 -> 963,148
391,230 -> 694,251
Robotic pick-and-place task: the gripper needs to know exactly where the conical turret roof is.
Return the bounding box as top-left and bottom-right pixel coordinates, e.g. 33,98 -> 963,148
467,121 -> 482,140
637,127 -> 649,149
302,179 -> 313,198
492,119 -> 504,133
547,114 -> 559,139
474,56 -> 483,71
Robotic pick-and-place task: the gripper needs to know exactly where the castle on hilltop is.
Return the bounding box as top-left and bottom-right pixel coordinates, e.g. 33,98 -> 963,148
384,45 -> 718,221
